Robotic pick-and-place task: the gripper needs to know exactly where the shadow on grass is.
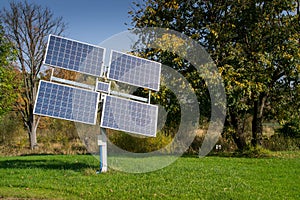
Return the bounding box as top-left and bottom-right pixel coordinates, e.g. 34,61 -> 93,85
0,155 -> 97,171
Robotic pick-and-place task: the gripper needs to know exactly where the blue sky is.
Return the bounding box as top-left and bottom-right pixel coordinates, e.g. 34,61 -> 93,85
1,0 -> 136,45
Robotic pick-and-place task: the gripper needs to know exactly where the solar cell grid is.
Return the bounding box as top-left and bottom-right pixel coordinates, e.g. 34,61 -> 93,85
34,80 -> 99,125
96,81 -> 110,93
100,95 -> 158,137
44,35 -> 105,77
108,50 -> 161,91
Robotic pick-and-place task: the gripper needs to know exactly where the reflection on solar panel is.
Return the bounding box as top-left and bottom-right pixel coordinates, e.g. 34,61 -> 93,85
100,95 -> 158,137
44,35 -> 105,77
34,80 -> 99,125
108,50 -> 161,91
96,81 -> 110,93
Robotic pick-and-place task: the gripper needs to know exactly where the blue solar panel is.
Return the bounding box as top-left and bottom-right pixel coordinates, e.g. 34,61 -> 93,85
34,80 -> 100,125
100,95 -> 158,137
108,50 -> 161,91
96,81 -> 110,93
44,35 -> 105,77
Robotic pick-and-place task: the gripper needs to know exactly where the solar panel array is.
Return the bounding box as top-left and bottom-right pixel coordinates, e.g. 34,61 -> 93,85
34,80 -> 99,125
36,35 -> 162,137
100,95 -> 158,137
108,50 -> 161,91
96,81 -> 110,93
44,35 -> 105,77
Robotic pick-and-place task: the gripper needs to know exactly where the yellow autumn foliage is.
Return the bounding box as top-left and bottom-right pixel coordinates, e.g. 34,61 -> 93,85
153,33 -> 186,53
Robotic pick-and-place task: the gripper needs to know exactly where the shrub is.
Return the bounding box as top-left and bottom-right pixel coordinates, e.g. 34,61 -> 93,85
108,131 -> 173,153
277,119 -> 300,138
0,112 -> 25,145
262,134 -> 300,151
235,146 -> 272,158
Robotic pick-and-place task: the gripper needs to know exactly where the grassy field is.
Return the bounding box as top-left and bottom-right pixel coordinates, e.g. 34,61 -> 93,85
0,152 -> 299,199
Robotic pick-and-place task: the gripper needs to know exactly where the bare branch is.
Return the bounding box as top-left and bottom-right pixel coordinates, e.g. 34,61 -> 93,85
1,1 -> 66,148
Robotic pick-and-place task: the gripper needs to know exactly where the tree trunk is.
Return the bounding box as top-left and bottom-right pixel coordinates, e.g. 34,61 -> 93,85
27,102 -> 39,150
29,130 -> 37,150
251,106 -> 262,147
232,132 -> 247,151
230,112 -> 247,151
251,94 -> 267,147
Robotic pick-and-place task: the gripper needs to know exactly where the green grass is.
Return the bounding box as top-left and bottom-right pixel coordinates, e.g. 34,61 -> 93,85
0,153 -> 299,199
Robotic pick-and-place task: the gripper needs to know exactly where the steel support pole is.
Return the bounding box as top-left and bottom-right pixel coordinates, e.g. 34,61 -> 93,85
98,128 -> 108,173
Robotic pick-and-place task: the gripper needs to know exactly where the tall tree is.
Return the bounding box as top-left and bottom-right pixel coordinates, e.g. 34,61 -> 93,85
130,0 -> 300,150
1,1 -> 66,149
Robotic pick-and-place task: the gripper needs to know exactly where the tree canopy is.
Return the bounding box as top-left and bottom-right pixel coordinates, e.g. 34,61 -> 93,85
129,0 -> 300,150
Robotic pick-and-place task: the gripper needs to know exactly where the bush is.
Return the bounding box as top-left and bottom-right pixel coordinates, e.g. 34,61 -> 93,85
186,135 -> 238,155
262,134 -> 300,151
263,119 -> 300,151
277,119 -> 300,138
235,146 -> 272,158
0,112 -> 26,145
108,130 -> 173,153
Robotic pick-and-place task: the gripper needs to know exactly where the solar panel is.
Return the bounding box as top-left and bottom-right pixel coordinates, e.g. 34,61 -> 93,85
108,50 -> 161,91
96,81 -> 110,93
100,95 -> 158,137
44,35 -> 105,77
34,80 -> 100,125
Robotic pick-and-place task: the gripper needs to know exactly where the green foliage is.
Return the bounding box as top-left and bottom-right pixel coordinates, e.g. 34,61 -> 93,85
130,0 -> 300,150
0,67 -> 17,116
0,24 -> 15,66
0,112 -> 25,145
0,154 -> 299,199
0,24 -> 17,116
277,119 -> 300,138
108,130 -> 173,153
263,135 -> 300,151
235,146 -> 272,158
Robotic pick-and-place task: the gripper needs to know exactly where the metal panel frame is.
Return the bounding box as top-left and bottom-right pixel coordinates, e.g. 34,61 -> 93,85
100,94 -> 158,137
51,76 -> 95,90
107,50 -> 161,91
109,90 -> 148,103
43,34 -> 106,77
34,80 -> 100,125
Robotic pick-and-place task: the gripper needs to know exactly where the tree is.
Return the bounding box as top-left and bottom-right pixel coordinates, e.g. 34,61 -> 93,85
1,1 -> 66,149
129,0 -> 300,150
0,23 -> 17,117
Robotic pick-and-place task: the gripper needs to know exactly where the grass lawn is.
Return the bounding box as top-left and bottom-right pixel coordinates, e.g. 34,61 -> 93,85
0,152 -> 299,199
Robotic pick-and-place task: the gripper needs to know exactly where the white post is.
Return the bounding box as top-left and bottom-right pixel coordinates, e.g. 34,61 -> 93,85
50,68 -> 54,81
98,128 -> 108,172
148,90 -> 152,104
